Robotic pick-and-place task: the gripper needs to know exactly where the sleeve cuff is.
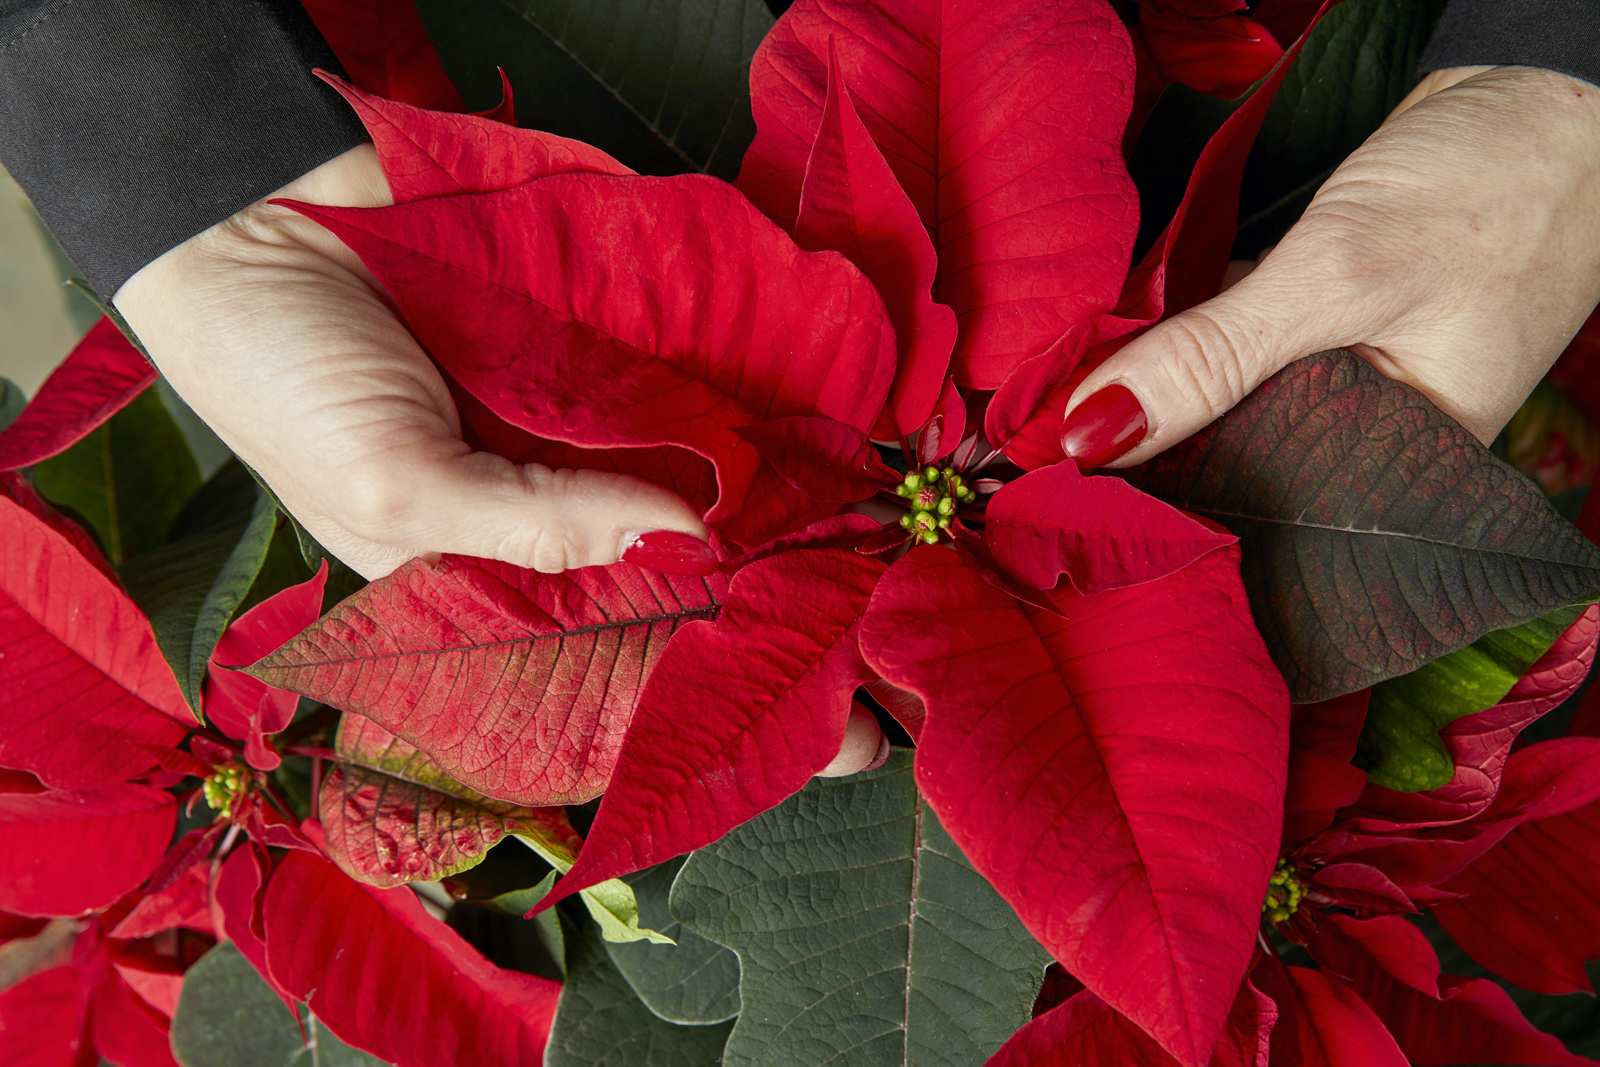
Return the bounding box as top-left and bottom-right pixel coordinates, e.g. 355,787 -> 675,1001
0,0 -> 366,296
1421,0 -> 1600,89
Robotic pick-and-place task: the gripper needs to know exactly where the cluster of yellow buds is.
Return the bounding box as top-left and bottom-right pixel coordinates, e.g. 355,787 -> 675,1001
897,465 -> 976,544
1262,858 -> 1306,924
203,762 -> 250,819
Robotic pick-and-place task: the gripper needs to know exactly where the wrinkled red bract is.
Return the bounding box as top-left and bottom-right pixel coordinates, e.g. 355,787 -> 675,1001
0,497 -> 190,788
793,47 -> 957,438
1252,959 -> 1408,1067
0,787 -> 175,917
741,0 -> 1139,390
253,557 -> 727,805
542,548 -> 882,910
287,172 -> 895,547
983,461 -> 1234,594
0,964 -> 94,1067
0,318 -> 152,473
861,545 -> 1288,1066
263,851 -> 560,1065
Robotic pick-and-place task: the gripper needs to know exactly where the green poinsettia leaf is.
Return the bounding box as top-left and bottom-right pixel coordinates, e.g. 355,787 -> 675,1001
606,857 -> 741,1025
414,0 -> 771,178
1131,0 -> 1444,257
1361,604 -> 1588,791
670,753 -> 1049,1067
29,386 -> 200,566
1135,352 -> 1600,702
546,919 -> 734,1067
171,942 -> 387,1067
0,378 -> 24,431
121,466 -> 281,714
1235,0 -> 1445,252
323,715 -> 668,943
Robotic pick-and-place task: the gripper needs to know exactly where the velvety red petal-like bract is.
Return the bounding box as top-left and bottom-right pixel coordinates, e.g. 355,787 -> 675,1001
253,557 -> 726,805
0,964 -> 93,1067
741,0 -> 1139,389
206,563 -> 330,771
1433,798 -> 1600,995
300,0 -> 462,111
1314,915 -> 1597,1067
88,966 -> 176,1067
0,497 -> 190,788
988,0 -> 1333,467
1283,692 -> 1370,845
985,982 -> 1274,1066
983,461 -> 1234,594
0,318 -> 153,473
263,851 -> 560,1066
541,548 -> 883,911
792,47 -> 957,437
288,172 -> 895,546
860,545 -> 1288,1067
1138,9 -> 1282,98
1251,958 -> 1407,1067
1349,605 -> 1600,832
318,72 -> 630,204
0,786 -> 175,917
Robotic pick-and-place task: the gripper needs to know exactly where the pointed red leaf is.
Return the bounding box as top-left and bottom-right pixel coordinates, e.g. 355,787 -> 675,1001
263,851 -> 560,1065
0,965 -> 93,1067
987,981 -> 1274,1067
320,715 -> 579,887
1434,799 -> 1600,995
286,173 -> 895,545
0,497 -> 190,788
1138,10 -> 1282,98
1314,914 -> 1597,1067
1251,959 -> 1407,1067
0,318 -> 152,473
741,0 -> 1139,389
109,857 -> 211,940
0,786 -> 175,917
1349,605 -> 1600,832
300,1 -> 462,111
252,557 -> 726,805
1306,863 -> 1414,915
983,461 -> 1233,594
89,966 -> 175,1067
317,71 -> 629,204
1283,692 -> 1370,844
989,1 -> 1333,466
792,46 -> 957,437
541,548 -> 882,910
860,545 -> 1288,1066
205,563 -> 330,771
211,844 -> 296,1010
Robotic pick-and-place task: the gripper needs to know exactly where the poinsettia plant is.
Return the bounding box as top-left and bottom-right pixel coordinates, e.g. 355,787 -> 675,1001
4,0 -> 1600,1064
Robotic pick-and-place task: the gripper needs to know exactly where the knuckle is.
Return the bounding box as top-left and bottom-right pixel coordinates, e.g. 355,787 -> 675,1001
344,472 -> 418,535
1153,312 -> 1256,420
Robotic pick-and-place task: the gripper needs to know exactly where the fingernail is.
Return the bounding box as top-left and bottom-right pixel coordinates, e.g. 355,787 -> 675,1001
1060,384 -> 1148,468
863,733 -> 892,773
620,530 -> 720,576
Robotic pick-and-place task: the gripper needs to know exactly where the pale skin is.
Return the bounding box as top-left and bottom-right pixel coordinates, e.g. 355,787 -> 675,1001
112,65 -> 1600,777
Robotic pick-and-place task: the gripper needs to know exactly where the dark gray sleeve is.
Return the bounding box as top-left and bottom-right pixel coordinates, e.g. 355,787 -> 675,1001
0,0 -> 365,297
1421,0 -> 1600,89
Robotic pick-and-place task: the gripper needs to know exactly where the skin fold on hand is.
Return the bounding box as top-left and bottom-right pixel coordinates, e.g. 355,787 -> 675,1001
1063,65 -> 1600,467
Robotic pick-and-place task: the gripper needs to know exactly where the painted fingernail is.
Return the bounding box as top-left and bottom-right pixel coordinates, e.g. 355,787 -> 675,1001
1060,384 -> 1148,468
620,530 -> 720,576
863,733 -> 892,773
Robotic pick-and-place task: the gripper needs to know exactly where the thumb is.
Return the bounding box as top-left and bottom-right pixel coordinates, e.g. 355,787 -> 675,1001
355,450 -> 715,576
1061,250 -> 1357,469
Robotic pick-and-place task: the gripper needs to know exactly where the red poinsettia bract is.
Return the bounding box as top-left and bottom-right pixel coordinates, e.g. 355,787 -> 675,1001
266,2 -> 1311,1061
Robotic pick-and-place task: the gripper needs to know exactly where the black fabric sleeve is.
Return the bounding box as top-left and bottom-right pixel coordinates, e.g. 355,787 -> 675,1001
1421,0 -> 1600,89
0,0 -> 365,296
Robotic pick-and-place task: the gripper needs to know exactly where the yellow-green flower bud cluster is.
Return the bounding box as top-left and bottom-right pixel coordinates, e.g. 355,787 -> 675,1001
1261,859 -> 1306,924
896,465 -> 975,545
203,762 -> 249,819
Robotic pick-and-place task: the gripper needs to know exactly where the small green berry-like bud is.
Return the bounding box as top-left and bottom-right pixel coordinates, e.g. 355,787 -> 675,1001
924,465 -> 940,481
936,496 -> 956,516
936,516 -> 951,529
904,473 -> 924,490
919,529 -> 941,545
899,513 -> 915,530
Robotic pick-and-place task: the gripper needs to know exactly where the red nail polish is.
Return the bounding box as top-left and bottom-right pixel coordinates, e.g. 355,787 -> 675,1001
1060,384 -> 1148,468
621,530 -> 720,576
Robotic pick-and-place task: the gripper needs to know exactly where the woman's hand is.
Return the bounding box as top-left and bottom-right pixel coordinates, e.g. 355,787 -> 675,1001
113,146 -> 711,580
1060,65 -> 1600,468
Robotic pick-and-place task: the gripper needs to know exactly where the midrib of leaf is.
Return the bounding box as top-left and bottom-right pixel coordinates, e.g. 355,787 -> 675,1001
258,605 -> 719,671
497,0 -> 701,171
899,800 -> 922,1065
1186,506 -> 1600,574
